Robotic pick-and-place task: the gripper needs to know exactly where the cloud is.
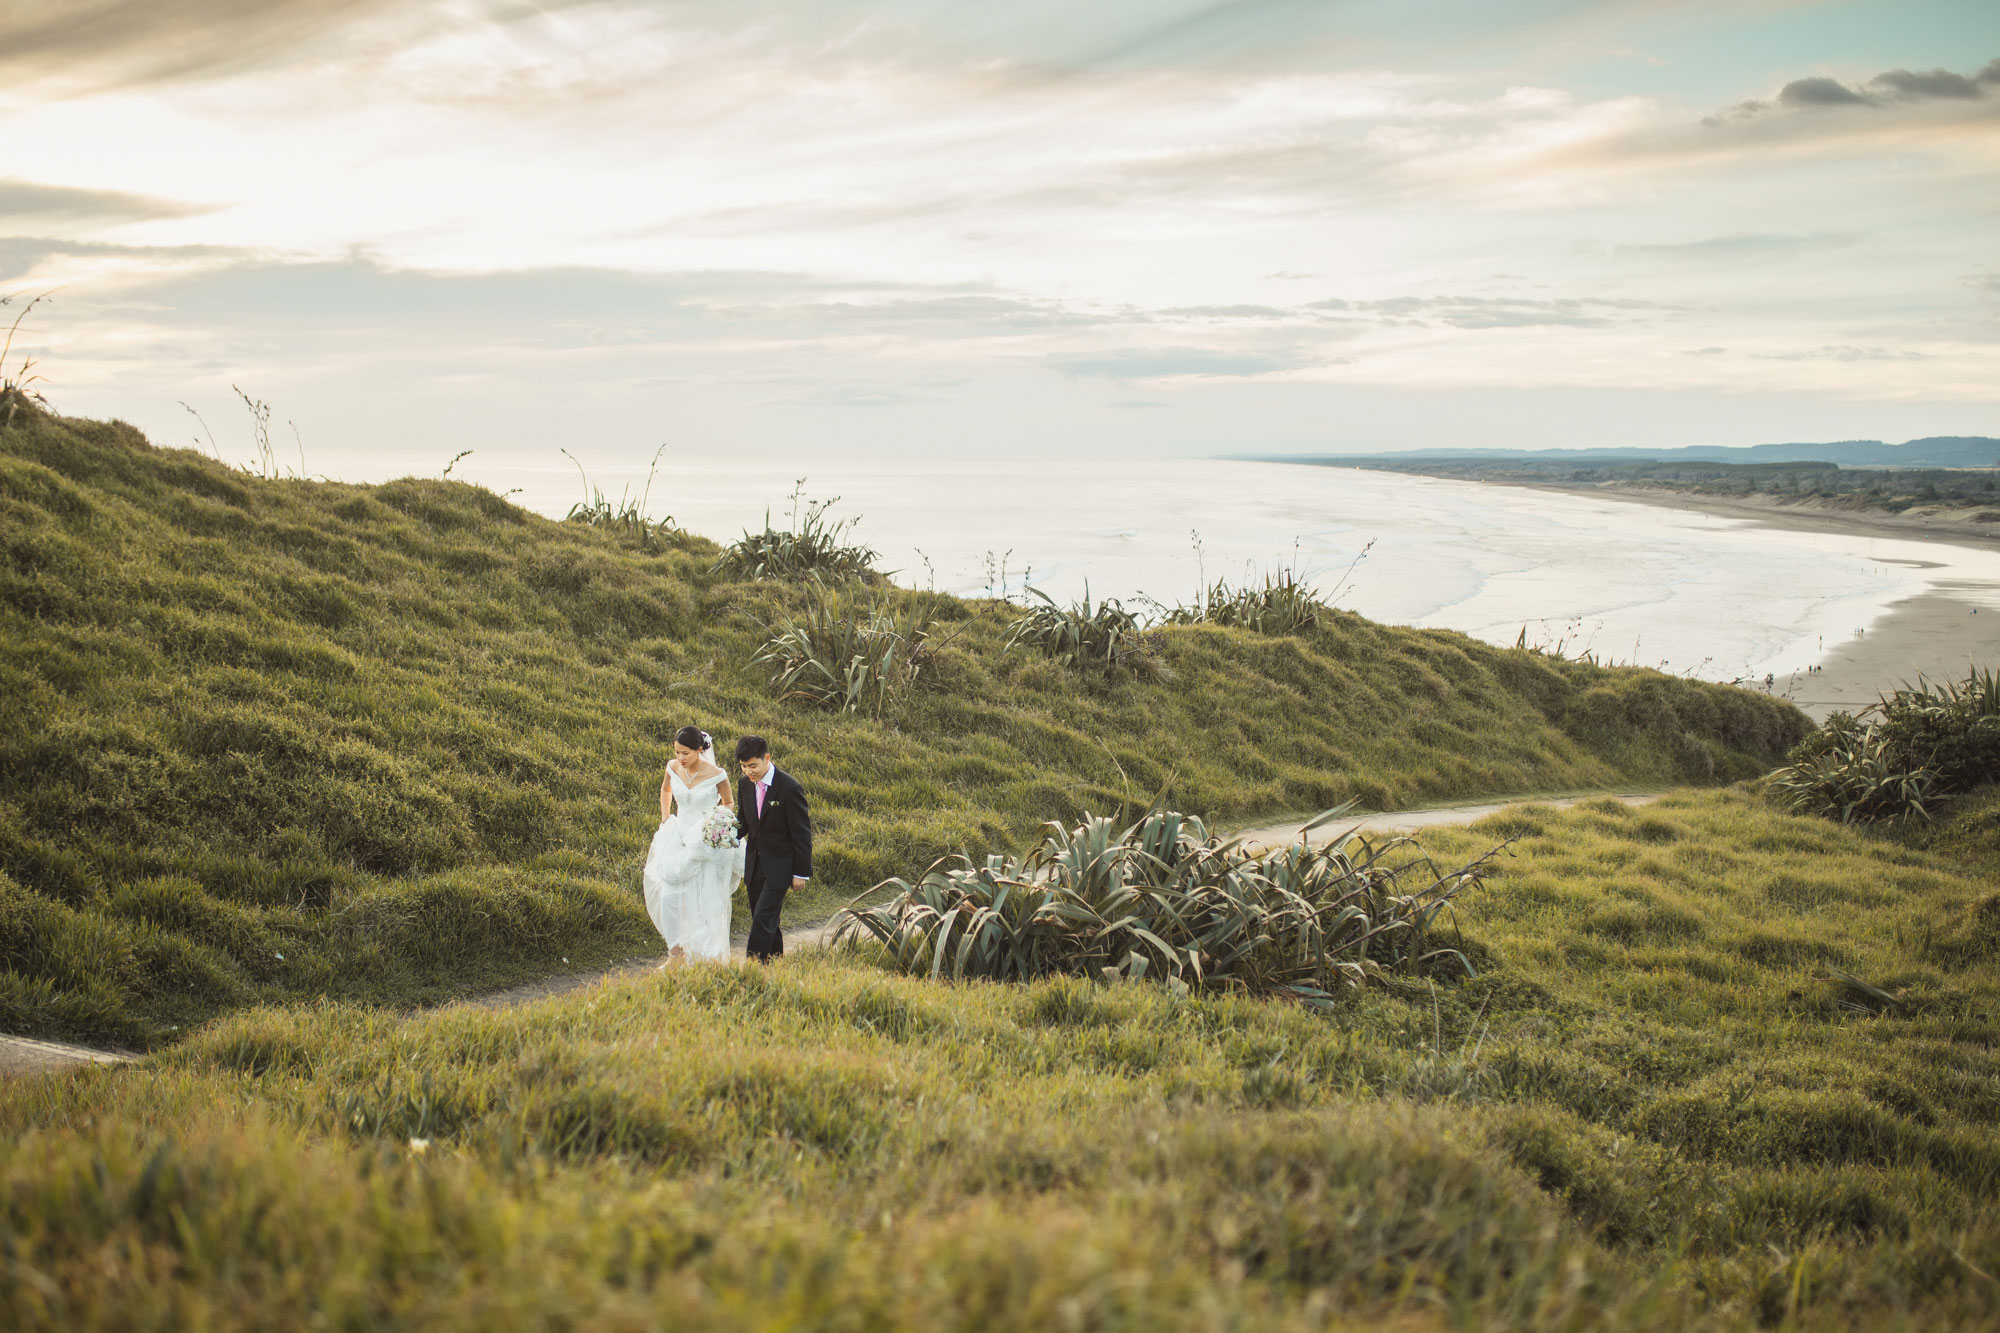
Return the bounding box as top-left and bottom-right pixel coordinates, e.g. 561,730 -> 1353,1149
0,236 -> 246,285
1713,56 -> 2000,122
1614,232 -> 1860,263
0,180 -> 207,226
1045,346 -> 1310,380
1779,76 -> 1868,108
1157,304 -> 1297,320
771,384 -> 924,407
1871,65 -> 1993,101
0,0 -> 408,86
1306,294 -> 1666,330
807,295 -> 1104,335
1757,345 -> 1932,363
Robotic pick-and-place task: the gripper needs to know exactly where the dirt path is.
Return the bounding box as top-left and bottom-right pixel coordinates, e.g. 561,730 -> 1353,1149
2,791 -> 1661,1074
1233,792 -> 1660,853
0,1033 -> 134,1078
455,918 -> 845,1011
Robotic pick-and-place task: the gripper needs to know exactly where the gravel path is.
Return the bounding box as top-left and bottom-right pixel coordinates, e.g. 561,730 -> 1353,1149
1,791 -> 1661,1074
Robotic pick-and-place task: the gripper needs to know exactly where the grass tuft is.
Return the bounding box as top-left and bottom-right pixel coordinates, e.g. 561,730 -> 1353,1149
714,479 -> 878,582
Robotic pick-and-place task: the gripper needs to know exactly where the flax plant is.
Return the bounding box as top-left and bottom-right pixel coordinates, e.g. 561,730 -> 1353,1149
558,445 -> 686,553
1773,664 -> 1999,823
752,577 -> 950,714
1166,567 -> 1332,635
837,806 -> 1494,1001
1005,585 -> 1156,674
716,480 -> 879,581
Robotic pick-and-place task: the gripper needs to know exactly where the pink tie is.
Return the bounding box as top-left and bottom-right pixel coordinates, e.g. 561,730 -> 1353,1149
755,780 -> 767,817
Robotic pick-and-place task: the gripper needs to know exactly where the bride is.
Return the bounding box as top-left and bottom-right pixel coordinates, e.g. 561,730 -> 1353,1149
642,725 -> 742,964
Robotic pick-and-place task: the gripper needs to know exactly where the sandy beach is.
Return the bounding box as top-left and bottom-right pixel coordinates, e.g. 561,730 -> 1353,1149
1519,482 -> 2000,553
1511,482 -> 2000,721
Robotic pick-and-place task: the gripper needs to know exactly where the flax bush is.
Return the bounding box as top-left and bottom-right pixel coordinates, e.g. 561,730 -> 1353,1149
1163,567 -> 1332,635
837,807 -> 1494,999
1004,585 -> 1156,674
752,578 -> 950,714
1773,665 -> 1999,823
714,483 -> 878,582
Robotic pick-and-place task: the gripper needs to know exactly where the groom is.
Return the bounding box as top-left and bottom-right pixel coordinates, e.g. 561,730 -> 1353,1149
734,735 -> 812,962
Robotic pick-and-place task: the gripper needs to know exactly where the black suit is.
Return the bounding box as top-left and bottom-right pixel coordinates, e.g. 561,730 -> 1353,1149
737,767 -> 812,961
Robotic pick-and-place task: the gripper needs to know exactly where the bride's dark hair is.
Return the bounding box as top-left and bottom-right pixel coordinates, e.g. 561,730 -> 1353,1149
673,725 -> 710,752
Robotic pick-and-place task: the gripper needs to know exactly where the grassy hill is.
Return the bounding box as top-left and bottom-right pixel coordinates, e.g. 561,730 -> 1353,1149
0,407 -> 1805,1044
2,787 -> 1994,1328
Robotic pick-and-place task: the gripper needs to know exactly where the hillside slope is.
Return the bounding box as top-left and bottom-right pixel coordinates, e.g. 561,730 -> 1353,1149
0,409 -> 1807,1043
1,789 -> 1994,1328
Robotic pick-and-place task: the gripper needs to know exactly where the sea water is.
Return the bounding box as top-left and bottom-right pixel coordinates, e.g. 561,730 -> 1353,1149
498,454 -> 2000,684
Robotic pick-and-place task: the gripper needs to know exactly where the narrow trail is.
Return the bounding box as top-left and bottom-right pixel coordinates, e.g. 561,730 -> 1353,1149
1,790 -> 1661,1077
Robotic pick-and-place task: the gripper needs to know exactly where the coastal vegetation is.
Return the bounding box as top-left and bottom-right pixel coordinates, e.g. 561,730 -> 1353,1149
713,481 -> 880,582
0,406 -> 1805,1047
3,788 -> 1996,1328
1162,565 -> 1336,635
838,805 -> 1490,995
19,403 -> 1996,1326
1318,454 -> 2000,522
751,576 -> 952,714
1003,584 -> 1156,673
1772,666 -> 2000,824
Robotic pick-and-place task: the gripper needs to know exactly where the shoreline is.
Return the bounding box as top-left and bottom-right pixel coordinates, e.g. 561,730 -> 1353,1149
1489,480 -> 1999,722
1504,479 -> 2000,554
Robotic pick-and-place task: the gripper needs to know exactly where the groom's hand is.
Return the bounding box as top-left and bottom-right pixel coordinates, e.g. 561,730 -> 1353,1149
791,876 -> 807,891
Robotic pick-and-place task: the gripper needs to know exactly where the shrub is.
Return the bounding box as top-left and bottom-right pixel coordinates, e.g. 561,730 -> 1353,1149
752,579 -> 950,714
1164,566 -> 1331,635
1006,585 -> 1155,674
714,483 -> 877,582
1773,666 -> 1999,824
558,445 -> 686,554
836,806 -> 1495,1001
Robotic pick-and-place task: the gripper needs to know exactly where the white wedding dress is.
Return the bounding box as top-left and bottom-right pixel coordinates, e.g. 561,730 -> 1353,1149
642,765 -> 742,961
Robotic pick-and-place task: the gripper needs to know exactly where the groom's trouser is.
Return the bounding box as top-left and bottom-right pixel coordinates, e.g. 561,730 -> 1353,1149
745,852 -> 789,962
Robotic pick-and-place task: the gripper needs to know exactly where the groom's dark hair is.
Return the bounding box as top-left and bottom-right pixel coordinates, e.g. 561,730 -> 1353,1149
735,735 -> 769,762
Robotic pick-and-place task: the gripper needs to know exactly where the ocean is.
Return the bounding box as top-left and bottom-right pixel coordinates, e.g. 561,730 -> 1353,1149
484,452 -> 2000,687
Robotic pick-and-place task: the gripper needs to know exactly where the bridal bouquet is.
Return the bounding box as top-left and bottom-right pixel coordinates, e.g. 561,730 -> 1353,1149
699,806 -> 741,851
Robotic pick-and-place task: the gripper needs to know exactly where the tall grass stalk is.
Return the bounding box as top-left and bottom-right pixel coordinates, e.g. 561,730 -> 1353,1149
558,444 -> 684,553
1166,566 -> 1332,635
0,293 -> 52,430
716,479 -> 878,582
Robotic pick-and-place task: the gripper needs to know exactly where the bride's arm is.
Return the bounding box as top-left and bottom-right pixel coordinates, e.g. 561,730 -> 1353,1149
660,768 -> 673,822
717,773 -> 734,809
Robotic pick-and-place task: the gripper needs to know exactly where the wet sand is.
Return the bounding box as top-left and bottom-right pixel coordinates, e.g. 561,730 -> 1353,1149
1511,481 -> 2000,554
1505,482 -> 2000,720
1777,588 -> 1999,721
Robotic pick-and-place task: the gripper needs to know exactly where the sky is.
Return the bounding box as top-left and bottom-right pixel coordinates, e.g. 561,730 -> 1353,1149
3,0 -> 1998,477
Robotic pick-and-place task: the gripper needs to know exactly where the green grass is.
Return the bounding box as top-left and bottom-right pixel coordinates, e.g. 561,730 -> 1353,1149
1,406 -> 1805,1044
2,788 -> 1995,1328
